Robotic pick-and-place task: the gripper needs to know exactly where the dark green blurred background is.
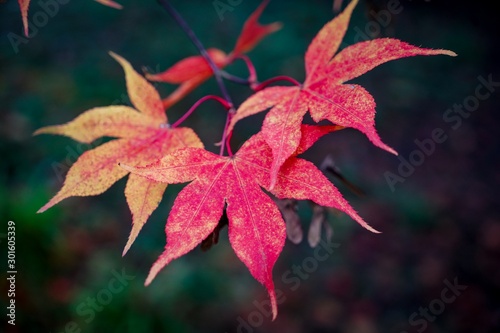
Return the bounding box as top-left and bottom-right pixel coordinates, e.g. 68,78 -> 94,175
1,0 -> 499,332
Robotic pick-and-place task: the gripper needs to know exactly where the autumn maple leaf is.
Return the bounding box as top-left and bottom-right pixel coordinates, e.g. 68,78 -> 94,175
147,48 -> 231,109
146,0 -> 281,109
35,52 -> 202,255
228,0 -> 456,188
120,124 -> 377,320
231,0 -> 283,55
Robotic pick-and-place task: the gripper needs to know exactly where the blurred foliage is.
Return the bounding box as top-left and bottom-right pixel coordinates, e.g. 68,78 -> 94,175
1,0 -> 499,332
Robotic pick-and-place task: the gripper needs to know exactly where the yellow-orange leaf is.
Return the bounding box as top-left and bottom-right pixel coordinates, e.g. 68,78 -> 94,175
36,53 -> 203,254
33,106 -> 160,144
110,52 -> 166,122
37,128 -> 201,213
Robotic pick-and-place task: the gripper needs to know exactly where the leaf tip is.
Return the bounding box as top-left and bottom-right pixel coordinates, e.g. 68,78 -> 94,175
444,50 -> 458,57
426,48 -> 457,58
271,306 -> 278,321
144,265 -> 159,287
374,139 -> 398,156
33,125 -> 58,137
269,288 -> 278,321
109,51 -> 129,69
123,222 -> 146,257
32,128 -> 43,136
269,21 -> 283,34
19,0 -> 30,37
356,217 -> 381,234
37,203 -> 49,214
427,48 -> 457,58
144,265 -> 158,286
144,251 -> 172,286
94,0 -> 123,10
122,244 -> 130,257
108,50 -> 120,61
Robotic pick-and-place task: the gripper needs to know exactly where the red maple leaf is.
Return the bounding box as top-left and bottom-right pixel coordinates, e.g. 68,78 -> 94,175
146,0 -> 281,109
228,0 -> 456,188
231,0 -> 283,55
146,48 -> 231,109
35,52 -> 203,255
120,124 -> 377,319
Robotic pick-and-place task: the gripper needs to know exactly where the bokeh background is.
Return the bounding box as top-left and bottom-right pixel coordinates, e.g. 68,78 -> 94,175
1,0 -> 499,332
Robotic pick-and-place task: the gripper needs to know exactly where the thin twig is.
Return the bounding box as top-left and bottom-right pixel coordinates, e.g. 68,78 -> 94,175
171,95 -> 231,128
234,54 -> 257,84
157,0 -> 232,106
157,0 -> 236,156
253,75 -> 301,91
220,71 -> 252,85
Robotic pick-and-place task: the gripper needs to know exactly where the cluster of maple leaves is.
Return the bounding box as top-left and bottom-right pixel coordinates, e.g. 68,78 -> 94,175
33,0 -> 455,319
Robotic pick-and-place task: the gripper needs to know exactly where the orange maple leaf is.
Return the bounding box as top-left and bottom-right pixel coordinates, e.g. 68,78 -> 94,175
228,0 -> 456,188
120,124 -> 377,320
35,52 -> 203,255
146,0 -> 281,109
